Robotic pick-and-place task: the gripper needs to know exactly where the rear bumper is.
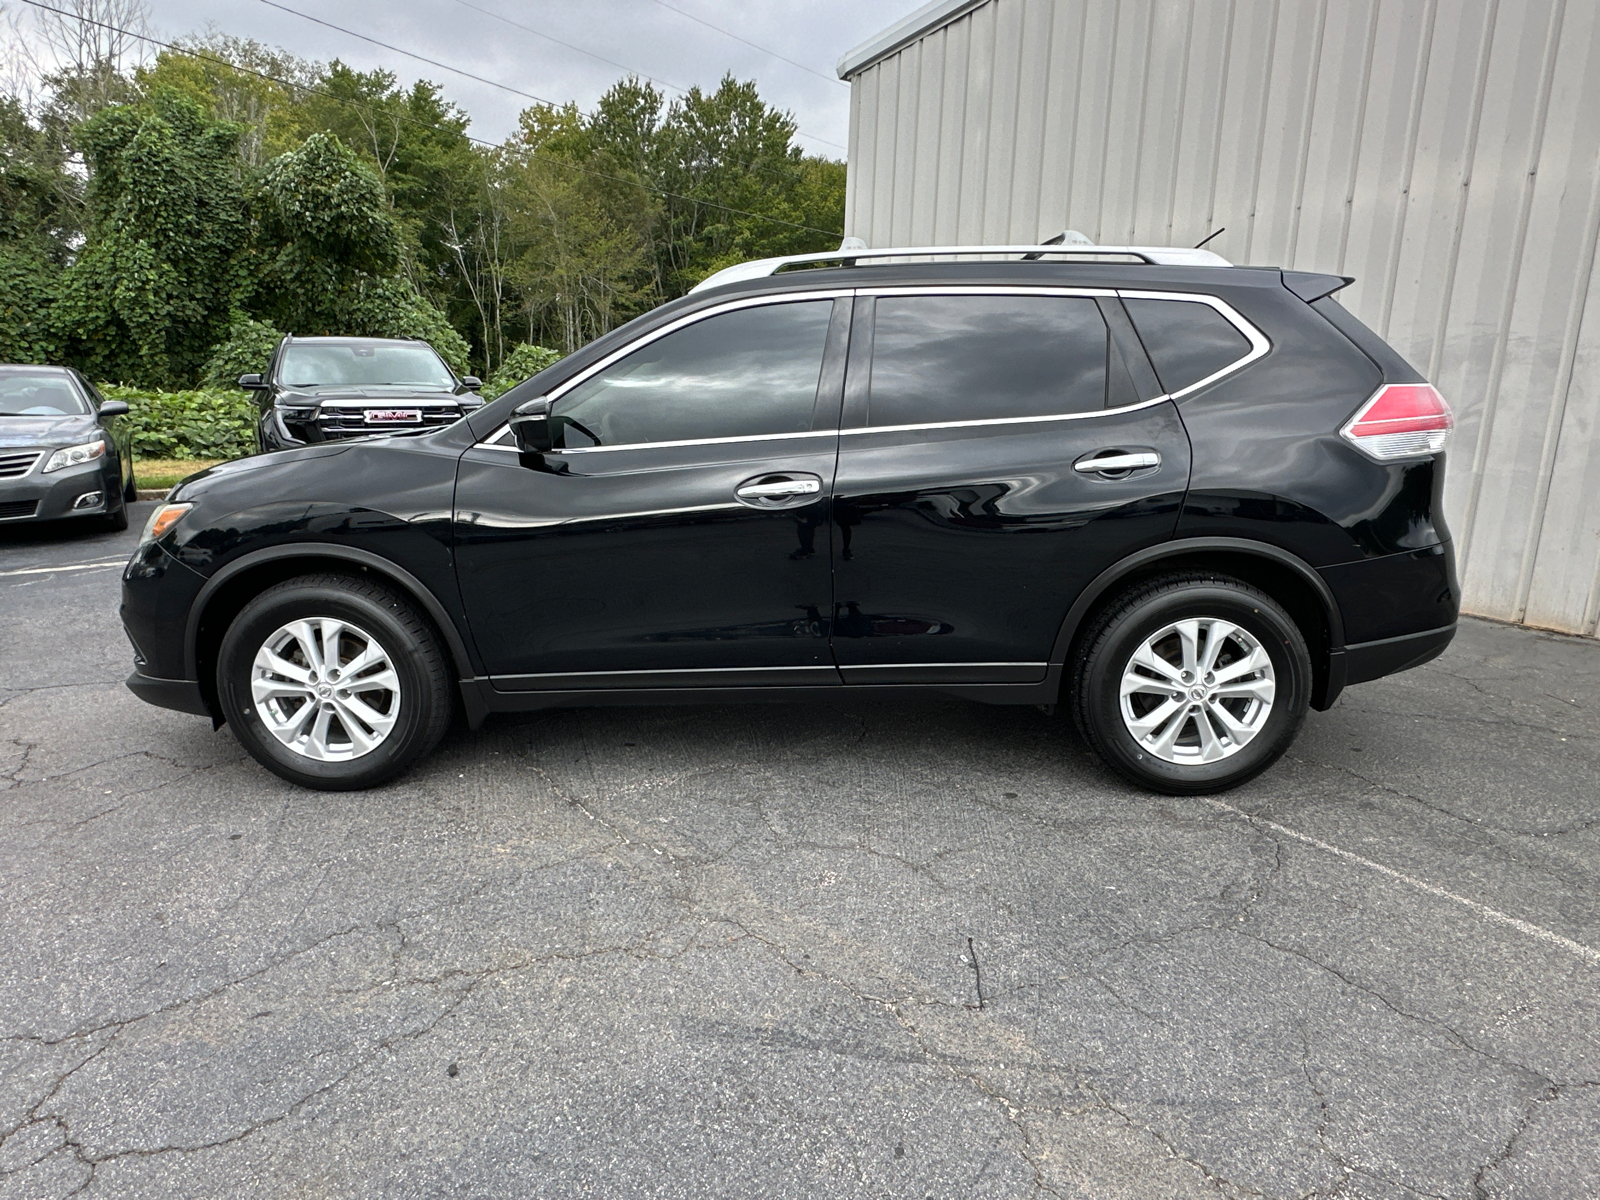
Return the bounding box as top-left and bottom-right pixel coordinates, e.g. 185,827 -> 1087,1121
1343,623 -> 1456,687
125,670 -> 211,717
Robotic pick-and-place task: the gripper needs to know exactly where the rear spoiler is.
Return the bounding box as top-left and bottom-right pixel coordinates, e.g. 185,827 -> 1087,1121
1282,271 -> 1355,303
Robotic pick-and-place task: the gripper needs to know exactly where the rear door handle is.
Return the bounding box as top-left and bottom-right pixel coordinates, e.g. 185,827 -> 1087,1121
1073,451 -> 1161,475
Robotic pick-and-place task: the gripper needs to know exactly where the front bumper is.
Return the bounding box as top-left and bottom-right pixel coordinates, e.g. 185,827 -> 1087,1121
125,670 -> 211,716
0,457 -> 119,522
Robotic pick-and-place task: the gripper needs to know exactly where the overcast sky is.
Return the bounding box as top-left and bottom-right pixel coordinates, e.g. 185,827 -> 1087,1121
122,0 -> 916,156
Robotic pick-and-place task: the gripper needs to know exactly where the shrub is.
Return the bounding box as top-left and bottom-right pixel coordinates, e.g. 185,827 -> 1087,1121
483,343 -> 562,399
99,384 -> 257,461
200,316 -> 284,388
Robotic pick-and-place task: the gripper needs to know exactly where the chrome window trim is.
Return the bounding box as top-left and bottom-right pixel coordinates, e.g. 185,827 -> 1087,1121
476,427 -> 838,453
839,395 -> 1172,438
474,284 -> 1269,453
477,290 -> 849,450
1114,289 -> 1271,399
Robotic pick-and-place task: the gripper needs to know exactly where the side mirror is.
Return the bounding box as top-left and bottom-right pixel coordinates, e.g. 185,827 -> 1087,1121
510,396 -> 554,455
461,376 -> 483,391
237,373 -> 264,389
97,399 -> 129,418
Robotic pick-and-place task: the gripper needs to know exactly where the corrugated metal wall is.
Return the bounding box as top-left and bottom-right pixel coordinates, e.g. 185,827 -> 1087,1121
843,0 -> 1600,637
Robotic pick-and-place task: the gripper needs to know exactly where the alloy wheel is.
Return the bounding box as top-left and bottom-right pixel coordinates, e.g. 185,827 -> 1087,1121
1118,617 -> 1276,764
249,618 -> 401,761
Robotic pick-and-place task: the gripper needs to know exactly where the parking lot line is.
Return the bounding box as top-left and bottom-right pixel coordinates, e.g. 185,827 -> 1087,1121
0,557 -> 126,579
1206,798 -> 1600,965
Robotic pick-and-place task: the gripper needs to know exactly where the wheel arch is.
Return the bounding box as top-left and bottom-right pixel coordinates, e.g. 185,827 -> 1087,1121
1050,538 -> 1347,711
185,545 -> 478,719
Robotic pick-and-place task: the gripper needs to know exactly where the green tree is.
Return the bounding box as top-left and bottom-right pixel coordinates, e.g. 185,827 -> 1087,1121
136,34 -> 316,167
287,64 -> 477,310
500,103 -> 657,354
0,95 -> 78,361
52,87 -> 248,386
248,131 -> 468,370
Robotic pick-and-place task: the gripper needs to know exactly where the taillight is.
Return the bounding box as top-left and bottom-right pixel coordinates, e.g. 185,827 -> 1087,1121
1339,383 -> 1453,461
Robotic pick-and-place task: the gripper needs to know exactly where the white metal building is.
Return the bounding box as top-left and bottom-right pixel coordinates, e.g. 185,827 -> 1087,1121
837,0 -> 1600,638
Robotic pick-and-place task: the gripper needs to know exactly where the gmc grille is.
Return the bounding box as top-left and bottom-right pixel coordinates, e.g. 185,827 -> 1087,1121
315,405 -> 463,436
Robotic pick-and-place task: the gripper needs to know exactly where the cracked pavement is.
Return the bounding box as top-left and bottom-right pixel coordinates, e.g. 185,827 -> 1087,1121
2,505 -> 1598,1198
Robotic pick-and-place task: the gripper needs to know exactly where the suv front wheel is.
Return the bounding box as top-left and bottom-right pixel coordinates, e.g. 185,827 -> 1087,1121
215,573 -> 454,790
1071,574 -> 1312,794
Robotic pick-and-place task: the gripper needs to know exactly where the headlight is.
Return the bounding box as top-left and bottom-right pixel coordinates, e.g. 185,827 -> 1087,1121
42,439 -> 106,473
139,502 -> 193,545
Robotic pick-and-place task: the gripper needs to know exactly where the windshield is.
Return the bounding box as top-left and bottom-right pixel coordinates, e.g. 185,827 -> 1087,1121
278,343 -> 455,390
0,371 -> 91,416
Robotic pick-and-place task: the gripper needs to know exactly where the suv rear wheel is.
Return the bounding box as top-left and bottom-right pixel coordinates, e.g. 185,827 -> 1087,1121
1071,574 -> 1311,794
215,573 -> 454,790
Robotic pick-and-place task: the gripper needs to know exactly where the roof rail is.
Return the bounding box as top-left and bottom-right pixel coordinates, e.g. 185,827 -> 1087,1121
689,238 -> 1233,294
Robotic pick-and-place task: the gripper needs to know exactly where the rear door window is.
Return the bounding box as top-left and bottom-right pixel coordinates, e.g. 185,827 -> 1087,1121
1122,297 -> 1253,395
867,295 -> 1109,427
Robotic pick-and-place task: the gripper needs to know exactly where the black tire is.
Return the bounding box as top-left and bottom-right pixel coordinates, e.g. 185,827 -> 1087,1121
215,573 -> 454,790
123,468 -> 137,503
104,501 -> 129,531
1070,573 -> 1312,794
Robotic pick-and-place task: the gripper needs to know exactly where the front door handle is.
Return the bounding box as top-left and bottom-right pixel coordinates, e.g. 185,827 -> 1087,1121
734,473 -> 824,509
1073,450 -> 1161,475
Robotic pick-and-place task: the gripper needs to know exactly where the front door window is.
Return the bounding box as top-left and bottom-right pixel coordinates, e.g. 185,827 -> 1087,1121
552,301 -> 835,448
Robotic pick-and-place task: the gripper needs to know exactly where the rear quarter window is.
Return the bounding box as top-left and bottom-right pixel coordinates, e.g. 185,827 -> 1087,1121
1123,297 -> 1253,396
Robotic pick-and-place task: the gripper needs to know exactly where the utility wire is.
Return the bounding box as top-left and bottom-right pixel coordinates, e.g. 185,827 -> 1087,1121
443,0 -> 832,180
646,0 -> 846,89
15,0 -> 844,240
451,0 -> 691,98
258,0 -> 563,107
264,0 -> 843,154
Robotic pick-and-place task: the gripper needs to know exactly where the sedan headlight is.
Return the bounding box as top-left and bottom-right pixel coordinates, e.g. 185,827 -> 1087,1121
42,438 -> 106,473
139,502 -> 193,546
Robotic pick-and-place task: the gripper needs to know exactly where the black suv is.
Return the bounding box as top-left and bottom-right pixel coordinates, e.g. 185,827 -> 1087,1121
122,245 -> 1459,794
242,335 -> 483,452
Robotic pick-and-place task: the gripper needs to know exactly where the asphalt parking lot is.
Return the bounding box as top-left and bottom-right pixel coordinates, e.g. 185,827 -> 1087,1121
2,503 -> 1597,1199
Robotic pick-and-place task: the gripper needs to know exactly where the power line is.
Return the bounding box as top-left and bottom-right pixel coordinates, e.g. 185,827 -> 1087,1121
262,0 -> 844,155
258,0 -> 562,107
15,0 -> 844,241
450,0 -> 691,98
646,0 -> 846,90
442,0 -> 828,183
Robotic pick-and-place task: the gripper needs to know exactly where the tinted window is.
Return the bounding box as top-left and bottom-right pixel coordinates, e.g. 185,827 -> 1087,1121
553,301 -> 833,449
1123,298 -> 1252,395
868,295 -> 1108,427
279,343 -> 455,390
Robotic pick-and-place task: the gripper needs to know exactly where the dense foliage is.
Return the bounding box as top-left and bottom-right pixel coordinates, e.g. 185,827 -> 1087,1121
100,383 -> 257,460
0,14 -> 846,396
483,343 -> 563,399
